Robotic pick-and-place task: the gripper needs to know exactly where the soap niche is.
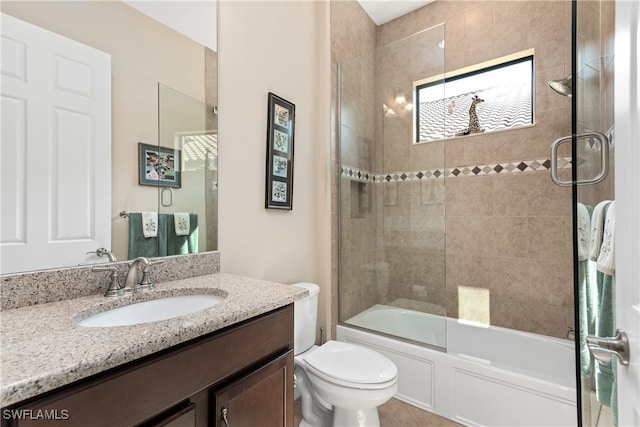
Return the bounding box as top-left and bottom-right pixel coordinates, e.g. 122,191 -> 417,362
350,180 -> 370,219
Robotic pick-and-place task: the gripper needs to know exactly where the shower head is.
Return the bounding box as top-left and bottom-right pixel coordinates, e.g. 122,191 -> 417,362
548,75 -> 572,97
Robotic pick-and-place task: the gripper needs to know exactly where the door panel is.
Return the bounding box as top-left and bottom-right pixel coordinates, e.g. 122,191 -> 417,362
575,1 -> 639,426
611,2 -> 640,426
0,13 -> 111,273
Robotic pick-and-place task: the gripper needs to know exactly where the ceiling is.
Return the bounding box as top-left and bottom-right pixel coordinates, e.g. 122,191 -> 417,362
121,0 -> 434,52
122,1 -> 217,51
357,0 -> 435,25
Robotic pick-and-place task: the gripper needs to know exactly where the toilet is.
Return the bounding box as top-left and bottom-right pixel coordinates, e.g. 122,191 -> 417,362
293,283 -> 398,427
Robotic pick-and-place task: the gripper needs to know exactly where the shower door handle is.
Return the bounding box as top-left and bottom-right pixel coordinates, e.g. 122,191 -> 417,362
586,330 -> 630,366
161,187 -> 173,207
550,132 -> 610,186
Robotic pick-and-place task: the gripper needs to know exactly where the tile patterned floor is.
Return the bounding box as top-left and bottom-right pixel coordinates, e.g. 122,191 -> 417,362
294,397 -> 463,427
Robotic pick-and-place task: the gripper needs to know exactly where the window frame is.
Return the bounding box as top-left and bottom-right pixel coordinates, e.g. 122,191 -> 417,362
413,49 -> 535,144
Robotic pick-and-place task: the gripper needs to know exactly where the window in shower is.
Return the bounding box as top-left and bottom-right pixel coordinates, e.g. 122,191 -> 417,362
414,49 -> 534,143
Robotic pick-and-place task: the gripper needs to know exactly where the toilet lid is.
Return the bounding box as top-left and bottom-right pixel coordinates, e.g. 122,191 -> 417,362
304,341 -> 397,385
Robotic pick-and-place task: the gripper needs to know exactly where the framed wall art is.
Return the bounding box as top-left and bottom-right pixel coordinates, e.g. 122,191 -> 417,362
265,92 -> 295,210
138,142 -> 181,188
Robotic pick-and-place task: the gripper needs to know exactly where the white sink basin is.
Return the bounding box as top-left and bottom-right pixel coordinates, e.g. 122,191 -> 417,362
77,294 -> 225,327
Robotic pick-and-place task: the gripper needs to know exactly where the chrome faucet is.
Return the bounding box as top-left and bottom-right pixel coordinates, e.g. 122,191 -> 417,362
123,257 -> 164,293
93,256 -> 163,296
123,257 -> 150,293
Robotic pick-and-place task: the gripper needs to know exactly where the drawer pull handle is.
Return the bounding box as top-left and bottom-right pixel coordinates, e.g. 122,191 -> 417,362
221,407 -> 230,427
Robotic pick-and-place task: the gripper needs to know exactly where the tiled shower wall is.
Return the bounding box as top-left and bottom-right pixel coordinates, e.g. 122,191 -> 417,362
332,0 -> 575,339
576,0 -> 615,208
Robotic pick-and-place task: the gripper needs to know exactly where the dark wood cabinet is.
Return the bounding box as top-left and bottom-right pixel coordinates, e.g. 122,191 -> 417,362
213,351 -> 293,427
2,305 -> 294,427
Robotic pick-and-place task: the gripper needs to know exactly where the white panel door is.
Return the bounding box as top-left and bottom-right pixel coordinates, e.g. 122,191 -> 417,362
1,13 -> 111,274
614,2 -> 640,426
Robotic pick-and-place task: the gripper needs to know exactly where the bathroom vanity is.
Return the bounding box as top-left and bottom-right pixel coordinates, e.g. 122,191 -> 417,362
0,272 -> 306,427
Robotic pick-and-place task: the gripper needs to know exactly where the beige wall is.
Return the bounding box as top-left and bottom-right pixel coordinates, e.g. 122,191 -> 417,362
218,1 -> 332,339
1,1 -> 207,262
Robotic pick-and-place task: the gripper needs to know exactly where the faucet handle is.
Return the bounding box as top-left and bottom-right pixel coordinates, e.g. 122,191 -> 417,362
92,265 -> 124,297
138,259 -> 163,291
139,270 -> 155,291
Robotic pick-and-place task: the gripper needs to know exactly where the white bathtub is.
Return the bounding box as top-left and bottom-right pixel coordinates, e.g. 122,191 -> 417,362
344,304 -> 446,347
339,305 -> 577,427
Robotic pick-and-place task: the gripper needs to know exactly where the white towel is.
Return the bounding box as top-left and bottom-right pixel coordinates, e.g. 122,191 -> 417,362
596,201 -> 615,275
174,212 -> 190,236
142,211 -> 158,238
577,203 -> 591,261
589,200 -> 612,261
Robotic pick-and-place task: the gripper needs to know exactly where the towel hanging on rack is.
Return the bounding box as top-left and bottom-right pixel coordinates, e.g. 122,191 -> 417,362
127,213 -> 198,259
594,202 -> 616,416
596,201 -> 615,275
142,212 -> 158,238
127,213 -> 167,259
174,212 -> 190,236
589,200 -> 612,261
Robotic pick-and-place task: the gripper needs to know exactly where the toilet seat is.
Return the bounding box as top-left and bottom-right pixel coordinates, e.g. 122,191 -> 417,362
303,341 -> 397,390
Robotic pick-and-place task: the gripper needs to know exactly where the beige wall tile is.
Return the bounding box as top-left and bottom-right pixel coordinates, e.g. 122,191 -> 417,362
527,216 -> 572,260
491,257 -> 530,300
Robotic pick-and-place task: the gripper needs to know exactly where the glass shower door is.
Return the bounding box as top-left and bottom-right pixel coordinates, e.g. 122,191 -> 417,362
337,24 -> 446,348
572,1 -> 617,426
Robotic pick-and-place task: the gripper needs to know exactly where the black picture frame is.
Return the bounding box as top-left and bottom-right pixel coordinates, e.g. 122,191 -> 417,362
138,142 -> 181,188
265,92 -> 295,210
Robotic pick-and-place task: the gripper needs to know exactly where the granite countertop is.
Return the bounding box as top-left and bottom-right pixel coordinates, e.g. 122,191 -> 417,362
0,273 -> 307,407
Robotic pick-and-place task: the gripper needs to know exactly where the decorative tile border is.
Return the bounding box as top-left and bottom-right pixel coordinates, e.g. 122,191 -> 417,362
341,157 -> 572,184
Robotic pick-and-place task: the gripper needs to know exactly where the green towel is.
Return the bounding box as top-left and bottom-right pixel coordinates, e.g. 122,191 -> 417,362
578,204 -> 596,378
578,259 -> 595,378
593,202 -> 617,425
127,213 -> 168,259
611,356 -> 618,427
128,213 -> 198,259
167,214 -> 199,255
595,271 -> 616,408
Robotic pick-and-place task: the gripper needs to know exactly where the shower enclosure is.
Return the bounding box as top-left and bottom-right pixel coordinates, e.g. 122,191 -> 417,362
338,24 -> 446,348
333,0 -> 637,425
336,11 -> 578,423
572,2 -> 618,426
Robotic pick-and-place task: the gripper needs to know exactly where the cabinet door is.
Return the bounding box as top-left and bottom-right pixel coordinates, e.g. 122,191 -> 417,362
214,351 -> 293,427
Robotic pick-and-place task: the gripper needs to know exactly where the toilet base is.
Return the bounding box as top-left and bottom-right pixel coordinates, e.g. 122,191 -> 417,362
333,407 -> 380,427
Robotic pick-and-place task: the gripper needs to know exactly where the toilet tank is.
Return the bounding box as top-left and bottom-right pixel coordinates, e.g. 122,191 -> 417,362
293,283 -> 319,355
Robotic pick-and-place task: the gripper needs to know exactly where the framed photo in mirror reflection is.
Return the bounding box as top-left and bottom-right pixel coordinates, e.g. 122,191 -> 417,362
265,93 -> 295,210
138,142 -> 182,188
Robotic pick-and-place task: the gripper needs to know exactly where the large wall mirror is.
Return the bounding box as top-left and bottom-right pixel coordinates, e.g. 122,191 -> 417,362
0,1 -> 217,274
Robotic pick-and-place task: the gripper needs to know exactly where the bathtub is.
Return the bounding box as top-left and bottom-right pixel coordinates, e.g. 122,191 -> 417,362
338,305 -> 577,427
344,304 -> 446,347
